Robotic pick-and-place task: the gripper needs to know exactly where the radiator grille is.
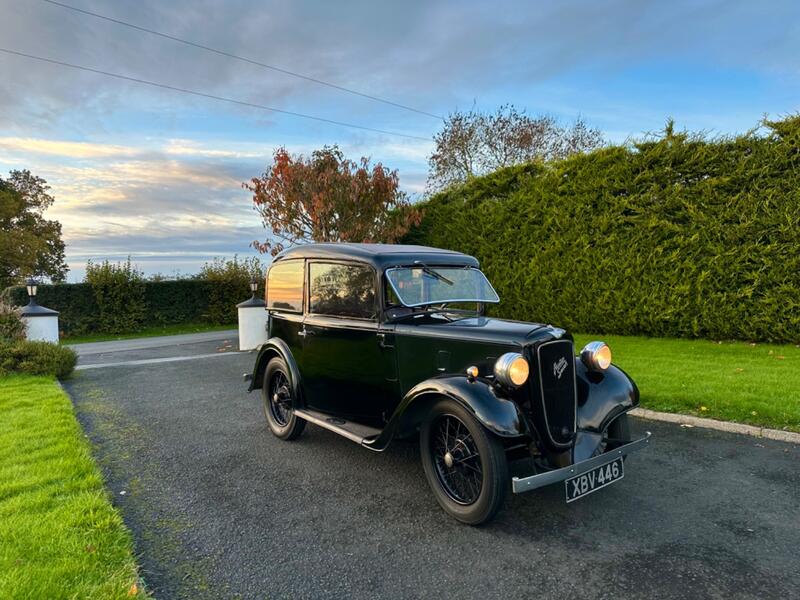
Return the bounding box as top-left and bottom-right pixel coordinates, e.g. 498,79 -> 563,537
535,339 -> 577,445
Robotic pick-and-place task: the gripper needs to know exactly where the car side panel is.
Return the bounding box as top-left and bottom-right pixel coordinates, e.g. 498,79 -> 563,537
392,326 -> 517,397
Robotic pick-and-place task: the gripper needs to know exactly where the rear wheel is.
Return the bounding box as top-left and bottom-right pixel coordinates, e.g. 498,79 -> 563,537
262,357 -> 306,440
420,399 -> 509,525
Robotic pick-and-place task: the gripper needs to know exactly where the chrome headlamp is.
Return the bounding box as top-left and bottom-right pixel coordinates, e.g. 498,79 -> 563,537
493,352 -> 529,387
580,341 -> 612,371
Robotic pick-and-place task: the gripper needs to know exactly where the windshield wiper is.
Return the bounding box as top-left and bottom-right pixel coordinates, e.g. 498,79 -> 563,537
413,261 -> 453,285
388,307 -> 472,323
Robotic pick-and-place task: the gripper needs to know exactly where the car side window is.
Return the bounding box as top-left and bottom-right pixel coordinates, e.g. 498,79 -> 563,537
266,260 -> 304,312
309,262 -> 376,320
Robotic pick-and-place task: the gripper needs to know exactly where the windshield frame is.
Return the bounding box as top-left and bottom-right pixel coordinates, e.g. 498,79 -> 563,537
384,265 -> 500,308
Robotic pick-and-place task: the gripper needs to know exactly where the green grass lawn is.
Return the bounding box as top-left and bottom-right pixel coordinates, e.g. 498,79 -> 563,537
65,321 -> 235,345
573,333 -> 800,432
0,375 -> 147,599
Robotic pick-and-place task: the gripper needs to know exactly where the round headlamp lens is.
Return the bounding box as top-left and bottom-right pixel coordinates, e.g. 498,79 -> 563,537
581,341 -> 612,371
494,352 -> 529,387
508,356 -> 530,386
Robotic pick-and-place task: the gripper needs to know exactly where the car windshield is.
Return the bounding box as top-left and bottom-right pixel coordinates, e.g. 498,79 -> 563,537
385,266 -> 500,307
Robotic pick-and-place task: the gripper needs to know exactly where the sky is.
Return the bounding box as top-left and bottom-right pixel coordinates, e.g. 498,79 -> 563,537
1,0 -> 799,281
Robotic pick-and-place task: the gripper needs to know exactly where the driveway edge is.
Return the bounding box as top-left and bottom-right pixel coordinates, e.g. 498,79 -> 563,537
630,407 -> 800,444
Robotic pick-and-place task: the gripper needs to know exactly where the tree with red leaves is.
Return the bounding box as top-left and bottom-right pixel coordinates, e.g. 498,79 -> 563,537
246,146 -> 422,256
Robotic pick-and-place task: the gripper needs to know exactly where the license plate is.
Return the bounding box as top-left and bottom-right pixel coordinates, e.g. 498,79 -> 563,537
565,457 -> 624,503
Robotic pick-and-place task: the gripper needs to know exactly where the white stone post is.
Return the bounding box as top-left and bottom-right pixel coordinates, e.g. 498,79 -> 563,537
20,301 -> 60,343
237,296 -> 268,351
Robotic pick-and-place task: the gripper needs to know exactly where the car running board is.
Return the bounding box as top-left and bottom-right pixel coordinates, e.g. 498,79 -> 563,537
294,409 -> 382,446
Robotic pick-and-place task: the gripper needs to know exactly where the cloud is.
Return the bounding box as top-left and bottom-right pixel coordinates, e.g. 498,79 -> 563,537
0,134 -> 268,279
3,0 -> 798,132
0,137 -> 135,159
163,139 -> 266,159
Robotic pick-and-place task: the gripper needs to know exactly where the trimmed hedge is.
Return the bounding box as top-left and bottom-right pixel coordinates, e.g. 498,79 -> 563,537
405,117 -> 800,343
2,279 -> 250,337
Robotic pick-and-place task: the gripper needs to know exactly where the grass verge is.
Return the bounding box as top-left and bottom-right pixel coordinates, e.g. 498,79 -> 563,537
574,333 -> 800,433
65,322 -> 235,345
0,375 -> 146,598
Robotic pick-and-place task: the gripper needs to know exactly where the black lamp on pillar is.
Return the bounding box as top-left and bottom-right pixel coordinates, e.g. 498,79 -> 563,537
26,277 -> 39,305
249,276 -> 258,299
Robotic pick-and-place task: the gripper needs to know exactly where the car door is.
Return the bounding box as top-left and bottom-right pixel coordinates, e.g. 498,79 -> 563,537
300,261 -> 394,425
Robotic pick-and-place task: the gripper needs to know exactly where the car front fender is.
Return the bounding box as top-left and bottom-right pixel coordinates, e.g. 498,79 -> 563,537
390,376 -> 528,441
575,361 -> 639,433
247,338 -> 302,401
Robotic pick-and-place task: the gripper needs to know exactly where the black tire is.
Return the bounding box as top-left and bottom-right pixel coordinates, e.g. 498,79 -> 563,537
262,357 -> 306,441
604,413 -> 631,461
420,399 -> 509,525
608,413 -> 631,443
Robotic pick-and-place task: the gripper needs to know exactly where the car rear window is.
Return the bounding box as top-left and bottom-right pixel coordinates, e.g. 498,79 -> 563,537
309,262 -> 376,319
266,260 -> 304,312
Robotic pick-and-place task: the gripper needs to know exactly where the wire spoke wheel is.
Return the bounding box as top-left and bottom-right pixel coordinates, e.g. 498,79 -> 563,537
431,414 -> 484,505
268,370 -> 293,426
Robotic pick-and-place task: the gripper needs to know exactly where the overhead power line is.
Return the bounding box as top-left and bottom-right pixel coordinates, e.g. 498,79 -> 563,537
0,47 -> 432,141
40,0 -> 444,121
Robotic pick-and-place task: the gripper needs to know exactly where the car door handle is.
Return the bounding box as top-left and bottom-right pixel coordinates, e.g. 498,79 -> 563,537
377,332 -> 393,348
298,328 -> 314,338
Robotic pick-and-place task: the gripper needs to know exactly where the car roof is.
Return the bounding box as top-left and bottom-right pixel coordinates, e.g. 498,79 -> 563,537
273,243 -> 479,269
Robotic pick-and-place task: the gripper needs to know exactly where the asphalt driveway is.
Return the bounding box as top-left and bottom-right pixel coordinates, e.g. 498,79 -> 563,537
64,334 -> 800,599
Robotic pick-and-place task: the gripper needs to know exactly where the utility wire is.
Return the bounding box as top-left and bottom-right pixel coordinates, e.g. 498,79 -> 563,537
0,47 -> 432,141
40,0 -> 444,121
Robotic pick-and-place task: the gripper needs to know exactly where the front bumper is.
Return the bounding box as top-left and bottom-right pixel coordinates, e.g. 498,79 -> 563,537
511,431 -> 652,494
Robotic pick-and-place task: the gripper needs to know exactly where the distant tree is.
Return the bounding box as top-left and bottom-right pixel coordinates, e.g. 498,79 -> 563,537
427,104 -> 605,191
245,145 -> 422,256
0,170 -> 68,289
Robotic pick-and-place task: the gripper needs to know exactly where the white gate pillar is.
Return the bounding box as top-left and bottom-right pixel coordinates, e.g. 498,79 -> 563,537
20,301 -> 60,343
237,296 -> 268,351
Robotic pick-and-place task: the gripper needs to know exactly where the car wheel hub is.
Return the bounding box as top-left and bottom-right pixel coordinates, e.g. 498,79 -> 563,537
444,452 -> 454,468
268,372 -> 293,426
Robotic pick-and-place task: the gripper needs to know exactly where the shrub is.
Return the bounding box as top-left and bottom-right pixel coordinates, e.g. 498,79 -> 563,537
85,258 -> 147,334
0,301 -> 26,341
0,340 -> 77,378
405,116 -> 800,344
198,256 -> 265,324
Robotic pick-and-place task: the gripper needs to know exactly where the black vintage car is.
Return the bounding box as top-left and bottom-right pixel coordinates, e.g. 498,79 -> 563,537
247,243 -> 650,524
